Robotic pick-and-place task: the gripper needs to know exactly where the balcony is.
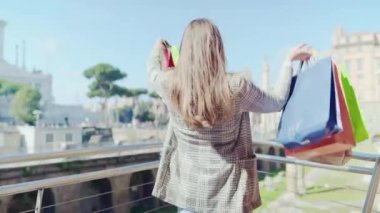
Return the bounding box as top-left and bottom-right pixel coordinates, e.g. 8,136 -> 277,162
0,141 -> 379,213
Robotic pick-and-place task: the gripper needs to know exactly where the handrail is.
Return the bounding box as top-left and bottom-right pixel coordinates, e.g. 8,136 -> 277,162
351,152 -> 380,162
0,142 -> 379,212
1,140 -> 378,166
254,139 -> 380,162
0,142 -> 162,169
0,155 -> 376,196
256,154 -> 374,175
0,161 -> 159,197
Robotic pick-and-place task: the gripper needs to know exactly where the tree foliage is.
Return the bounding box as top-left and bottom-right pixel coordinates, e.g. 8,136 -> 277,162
84,63 -> 128,98
0,80 -> 23,96
135,101 -> 155,122
118,106 -> 134,123
0,80 -> 41,125
11,87 -> 41,125
149,91 -> 161,99
84,63 -> 149,125
126,88 -> 148,97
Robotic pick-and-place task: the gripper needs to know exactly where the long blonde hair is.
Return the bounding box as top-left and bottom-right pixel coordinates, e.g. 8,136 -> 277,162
170,18 -> 233,128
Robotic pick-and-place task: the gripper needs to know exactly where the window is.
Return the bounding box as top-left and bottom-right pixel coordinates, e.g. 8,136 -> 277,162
357,58 -> 363,71
65,133 -> 73,142
376,58 -> 380,73
46,133 -> 54,143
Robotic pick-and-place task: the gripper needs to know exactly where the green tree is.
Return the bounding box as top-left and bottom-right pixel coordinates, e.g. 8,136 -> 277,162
149,91 -> 161,99
11,87 -> 41,125
84,63 -> 128,125
127,88 -> 148,124
117,106 -> 134,123
127,88 -> 148,97
84,63 -> 148,125
149,91 -> 169,127
0,80 -> 22,96
135,101 -> 155,122
0,80 -> 24,119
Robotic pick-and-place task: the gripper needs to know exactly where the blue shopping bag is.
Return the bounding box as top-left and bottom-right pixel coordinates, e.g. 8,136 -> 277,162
277,57 -> 343,149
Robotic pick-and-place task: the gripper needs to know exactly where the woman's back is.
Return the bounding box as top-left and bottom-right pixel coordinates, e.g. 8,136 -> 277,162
148,18 -> 310,213
153,74 -> 260,213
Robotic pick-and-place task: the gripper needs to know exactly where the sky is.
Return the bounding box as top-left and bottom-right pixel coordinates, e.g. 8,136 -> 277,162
1,0 -> 380,106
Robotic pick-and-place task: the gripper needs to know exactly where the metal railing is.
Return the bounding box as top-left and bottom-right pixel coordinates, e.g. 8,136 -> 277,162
257,153 -> 380,212
0,142 -> 162,169
0,142 -> 379,212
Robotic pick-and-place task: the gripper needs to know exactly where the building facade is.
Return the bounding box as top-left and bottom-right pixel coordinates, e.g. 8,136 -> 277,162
0,20 -> 54,105
331,27 -> 380,140
17,126 -> 83,153
0,127 -> 22,154
248,63 -> 282,140
0,19 -> 101,125
332,27 -> 380,102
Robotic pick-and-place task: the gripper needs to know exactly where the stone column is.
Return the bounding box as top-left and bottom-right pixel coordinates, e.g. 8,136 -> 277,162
0,20 -> 6,61
52,183 -> 82,213
110,174 -> 132,213
297,166 -> 306,195
0,196 -> 11,213
286,163 -> 299,197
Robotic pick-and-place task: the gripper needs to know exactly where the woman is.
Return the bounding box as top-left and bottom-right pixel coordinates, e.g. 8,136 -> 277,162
147,18 -> 311,213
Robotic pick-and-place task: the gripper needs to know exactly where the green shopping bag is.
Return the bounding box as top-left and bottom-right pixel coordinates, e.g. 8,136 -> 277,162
171,45 -> 179,66
340,66 -> 369,143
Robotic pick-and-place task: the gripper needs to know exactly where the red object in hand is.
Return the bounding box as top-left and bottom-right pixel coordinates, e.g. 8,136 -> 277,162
162,47 -> 175,71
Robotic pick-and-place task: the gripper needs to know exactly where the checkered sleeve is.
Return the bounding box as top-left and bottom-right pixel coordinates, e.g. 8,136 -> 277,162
239,60 -> 293,113
146,42 -> 167,97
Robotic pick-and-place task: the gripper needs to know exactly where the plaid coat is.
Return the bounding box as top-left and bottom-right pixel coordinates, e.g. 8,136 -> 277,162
147,46 -> 293,213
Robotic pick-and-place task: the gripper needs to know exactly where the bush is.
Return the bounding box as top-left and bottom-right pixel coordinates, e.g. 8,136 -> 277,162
11,87 -> 41,125
135,101 -> 155,122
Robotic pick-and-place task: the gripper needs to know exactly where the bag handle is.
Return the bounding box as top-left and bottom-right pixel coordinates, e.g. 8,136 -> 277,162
294,49 -> 319,76
296,61 -> 304,75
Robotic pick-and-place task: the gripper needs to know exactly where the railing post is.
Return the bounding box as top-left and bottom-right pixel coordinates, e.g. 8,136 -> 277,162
35,188 -> 44,213
363,157 -> 380,213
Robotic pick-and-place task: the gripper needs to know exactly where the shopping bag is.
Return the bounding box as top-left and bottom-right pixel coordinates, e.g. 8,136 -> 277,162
277,57 -> 342,149
171,45 -> 179,66
162,45 -> 179,71
285,64 -> 355,163
162,47 -> 175,71
340,67 -> 369,143
309,150 -> 352,165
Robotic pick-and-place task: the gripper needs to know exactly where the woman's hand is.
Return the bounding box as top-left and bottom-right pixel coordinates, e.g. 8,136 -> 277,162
288,44 -> 313,62
154,38 -> 173,71
154,39 -> 170,52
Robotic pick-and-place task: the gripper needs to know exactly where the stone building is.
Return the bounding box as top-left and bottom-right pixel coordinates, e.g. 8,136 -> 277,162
0,19 -> 100,126
0,20 -> 54,121
331,27 -> 380,140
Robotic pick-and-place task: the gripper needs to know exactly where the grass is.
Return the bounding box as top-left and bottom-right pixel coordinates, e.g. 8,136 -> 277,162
303,184 -> 364,203
255,176 -> 287,211
297,141 -> 379,211
254,141 -> 380,212
300,205 -> 349,213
